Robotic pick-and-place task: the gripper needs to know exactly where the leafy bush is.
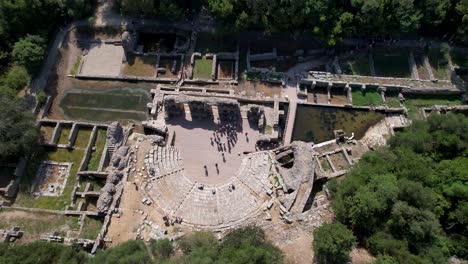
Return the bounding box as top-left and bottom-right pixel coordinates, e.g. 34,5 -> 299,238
91,240 -> 152,264
1,65 -> 31,91
313,223 -> 356,264
11,35 -> 46,75
36,90 -> 47,106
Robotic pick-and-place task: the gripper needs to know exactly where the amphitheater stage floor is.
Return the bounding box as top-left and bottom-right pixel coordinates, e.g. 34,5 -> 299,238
167,117 -> 260,185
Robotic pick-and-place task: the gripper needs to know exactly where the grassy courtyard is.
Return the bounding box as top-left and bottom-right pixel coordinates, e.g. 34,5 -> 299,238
57,126 -> 72,145
193,57 -> 213,80
80,216 -> 103,240
86,129 -> 107,171
16,148 -> 85,210
0,208 -> 80,238
74,127 -> 93,148
404,95 -> 462,120
352,88 -> 382,106
428,49 -> 450,80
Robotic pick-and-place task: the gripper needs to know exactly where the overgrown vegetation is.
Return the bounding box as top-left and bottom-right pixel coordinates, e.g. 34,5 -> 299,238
0,0 -> 93,96
328,113 -> 468,263
0,226 -> 284,264
313,223 -> 356,264
0,95 -> 38,161
119,0 -> 467,46
0,241 -> 88,264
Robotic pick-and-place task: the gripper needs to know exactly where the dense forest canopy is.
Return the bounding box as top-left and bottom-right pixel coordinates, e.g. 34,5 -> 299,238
0,96 -> 38,161
0,0 -> 93,97
328,113 -> 468,263
118,0 -> 468,46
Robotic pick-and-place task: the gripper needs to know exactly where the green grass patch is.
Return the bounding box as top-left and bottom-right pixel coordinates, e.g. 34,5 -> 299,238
428,49 -> 450,79
74,128 -> 92,148
79,177 -> 105,192
352,89 -> 382,106
0,209 -> 80,235
341,55 -> 371,76
57,126 -> 72,145
320,158 -> 332,172
40,125 -> 56,143
16,148 -> 85,210
385,97 -> 401,108
404,95 -> 462,120
373,49 -> 411,78
80,216 -> 103,240
193,57 -> 213,80
70,55 -> 82,75
86,129 -> 107,171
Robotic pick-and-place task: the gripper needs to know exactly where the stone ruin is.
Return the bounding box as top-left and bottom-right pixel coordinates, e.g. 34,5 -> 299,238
247,105 -> 265,129
31,161 -> 72,197
96,122 -> 128,214
106,121 -> 123,146
277,141 -> 316,192
0,226 -> 23,242
121,31 -> 137,61
163,94 -> 240,121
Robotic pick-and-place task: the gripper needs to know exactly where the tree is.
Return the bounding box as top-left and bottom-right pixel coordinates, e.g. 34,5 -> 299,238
208,0 -> 233,19
0,95 -> 38,161
11,35 -> 46,74
91,240 -> 152,264
218,226 -> 284,264
150,238 -> 173,259
1,65 -> 30,92
313,223 -> 356,264
0,241 -> 88,264
374,255 -> 399,264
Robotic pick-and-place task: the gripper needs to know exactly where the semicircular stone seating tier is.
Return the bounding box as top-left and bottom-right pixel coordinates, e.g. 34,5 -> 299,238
144,146 -> 273,229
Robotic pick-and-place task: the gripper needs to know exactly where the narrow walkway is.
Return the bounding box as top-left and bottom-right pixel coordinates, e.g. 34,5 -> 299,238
283,100 -> 297,144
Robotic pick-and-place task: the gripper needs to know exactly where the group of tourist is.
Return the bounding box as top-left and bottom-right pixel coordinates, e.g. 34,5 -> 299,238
202,122 -> 248,176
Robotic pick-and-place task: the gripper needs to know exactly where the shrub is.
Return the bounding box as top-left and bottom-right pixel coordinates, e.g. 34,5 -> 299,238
313,223 -> 356,264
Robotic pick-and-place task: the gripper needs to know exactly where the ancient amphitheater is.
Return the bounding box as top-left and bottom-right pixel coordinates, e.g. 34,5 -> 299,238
143,144 -> 273,229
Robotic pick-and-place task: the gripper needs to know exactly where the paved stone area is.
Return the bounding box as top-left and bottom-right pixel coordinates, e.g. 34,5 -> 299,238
80,43 -> 123,76
31,161 -> 72,197
166,117 -> 260,185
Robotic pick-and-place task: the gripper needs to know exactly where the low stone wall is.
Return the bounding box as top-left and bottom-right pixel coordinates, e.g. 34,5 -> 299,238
51,123 -> 61,145
72,74 -> 177,83
98,143 -> 109,172
68,124 -> 79,148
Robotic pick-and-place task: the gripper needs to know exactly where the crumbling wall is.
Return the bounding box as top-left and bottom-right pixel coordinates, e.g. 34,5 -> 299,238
278,141 -> 316,192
